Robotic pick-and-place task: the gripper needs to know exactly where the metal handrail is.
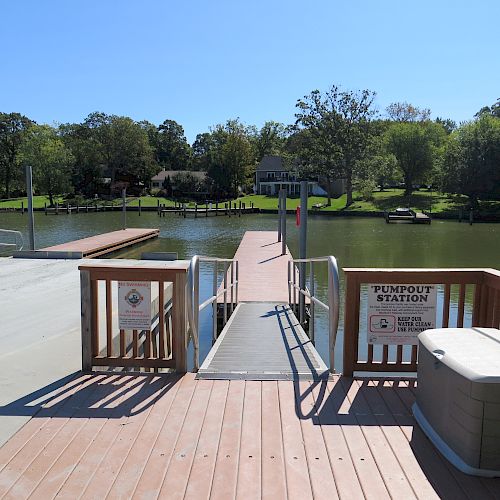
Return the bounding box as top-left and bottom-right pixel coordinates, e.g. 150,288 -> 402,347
0,229 -> 24,253
288,255 -> 340,373
187,255 -> 239,372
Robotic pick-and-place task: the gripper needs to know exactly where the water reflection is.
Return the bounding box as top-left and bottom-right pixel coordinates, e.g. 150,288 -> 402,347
1,212 -> 499,369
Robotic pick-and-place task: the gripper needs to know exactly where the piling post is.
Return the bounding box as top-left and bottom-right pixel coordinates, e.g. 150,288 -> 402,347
122,188 -> 127,229
216,201 -> 218,215
278,190 -> 282,242
281,191 -> 287,256
238,200 -> 241,217
195,204 -> 198,218
299,181 -> 308,324
183,204 -> 186,218
206,203 -> 208,217
21,201 -> 24,214
157,199 -> 160,215
469,208 -> 473,226
225,203 -> 228,215
25,166 -> 36,250
44,202 -> 47,215
138,199 -> 141,216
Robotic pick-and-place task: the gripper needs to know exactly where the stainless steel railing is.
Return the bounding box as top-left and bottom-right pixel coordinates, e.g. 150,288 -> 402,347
288,256 -> 340,372
187,255 -> 239,371
0,229 -> 24,254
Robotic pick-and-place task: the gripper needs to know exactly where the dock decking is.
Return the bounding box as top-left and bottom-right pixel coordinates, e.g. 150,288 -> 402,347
41,228 -> 159,258
1,372 -> 499,499
226,231 -> 292,303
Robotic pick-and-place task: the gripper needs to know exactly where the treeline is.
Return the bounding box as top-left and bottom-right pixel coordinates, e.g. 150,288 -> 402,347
0,87 -> 498,206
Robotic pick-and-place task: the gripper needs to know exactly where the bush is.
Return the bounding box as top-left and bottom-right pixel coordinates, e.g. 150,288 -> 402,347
357,179 -> 377,201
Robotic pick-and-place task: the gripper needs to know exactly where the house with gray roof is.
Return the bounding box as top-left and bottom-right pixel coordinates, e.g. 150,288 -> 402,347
254,155 -> 344,197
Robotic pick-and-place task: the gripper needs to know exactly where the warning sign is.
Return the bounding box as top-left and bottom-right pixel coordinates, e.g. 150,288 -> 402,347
367,284 -> 437,345
118,281 -> 151,330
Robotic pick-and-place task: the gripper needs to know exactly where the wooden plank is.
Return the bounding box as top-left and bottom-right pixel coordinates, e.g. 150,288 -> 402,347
210,380 -> 245,499
339,378 -> 416,500
55,374 -> 155,498
457,284 -> 466,327
222,231 -> 292,303
94,375 -> 181,500
236,381 -> 262,500
16,374 -> 121,500
277,381 -> 314,500
260,381 -> 287,500
159,280 -> 166,358
132,374 -> 197,498
157,380 -> 214,499
298,381 -> 339,499
184,380 -> 229,500
308,378 -> 365,499
106,280 -> 113,357
173,273 -> 187,373
353,379 -> 439,499
442,284 -> 451,327
91,278 -> 99,357
80,270 -> 92,371
328,378 -> 390,500
343,274 -> 360,377
378,380 -> 473,500
0,374 -> 106,497
0,374 -> 91,472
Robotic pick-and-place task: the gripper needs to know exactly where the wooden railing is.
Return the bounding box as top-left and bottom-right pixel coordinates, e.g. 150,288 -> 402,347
343,268 -> 500,377
79,262 -> 189,372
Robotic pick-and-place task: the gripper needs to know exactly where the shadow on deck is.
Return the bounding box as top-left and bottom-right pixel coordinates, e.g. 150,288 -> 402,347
1,373 -> 499,499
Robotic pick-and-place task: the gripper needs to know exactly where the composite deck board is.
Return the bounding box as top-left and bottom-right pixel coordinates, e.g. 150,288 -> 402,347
1,373 -> 499,499
224,231 -> 292,303
198,303 -> 328,380
41,228 -> 159,257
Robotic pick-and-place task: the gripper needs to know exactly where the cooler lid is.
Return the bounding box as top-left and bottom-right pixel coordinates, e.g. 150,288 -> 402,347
418,328 -> 500,383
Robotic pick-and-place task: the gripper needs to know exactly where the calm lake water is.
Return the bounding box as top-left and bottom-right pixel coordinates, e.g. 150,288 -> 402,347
1,211 -> 499,370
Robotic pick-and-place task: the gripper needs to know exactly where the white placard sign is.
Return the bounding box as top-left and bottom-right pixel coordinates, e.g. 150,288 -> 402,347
118,281 -> 151,330
367,284 -> 437,345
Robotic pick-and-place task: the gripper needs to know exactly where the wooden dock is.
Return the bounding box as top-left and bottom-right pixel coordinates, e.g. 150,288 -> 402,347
1,372 -> 498,499
40,228 -> 159,258
226,231 -> 292,303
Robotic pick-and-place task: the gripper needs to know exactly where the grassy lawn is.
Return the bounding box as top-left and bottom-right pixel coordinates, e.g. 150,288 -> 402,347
2,190 -> 499,215
0,195 -> 64,208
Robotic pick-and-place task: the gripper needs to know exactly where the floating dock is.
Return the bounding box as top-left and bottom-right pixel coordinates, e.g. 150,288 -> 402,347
39,228 -> 159,258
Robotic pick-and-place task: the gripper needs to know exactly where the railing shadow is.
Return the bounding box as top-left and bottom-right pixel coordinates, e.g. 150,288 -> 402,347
0,371 -> 180,419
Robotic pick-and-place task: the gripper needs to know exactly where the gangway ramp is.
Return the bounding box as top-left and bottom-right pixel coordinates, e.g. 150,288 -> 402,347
198,302 -> 328,380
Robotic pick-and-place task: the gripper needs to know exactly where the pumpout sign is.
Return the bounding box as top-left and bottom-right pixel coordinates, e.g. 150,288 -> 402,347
367,284 -> 437,345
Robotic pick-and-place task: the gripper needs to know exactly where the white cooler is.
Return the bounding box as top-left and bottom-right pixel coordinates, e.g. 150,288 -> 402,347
413,327 -> 500,477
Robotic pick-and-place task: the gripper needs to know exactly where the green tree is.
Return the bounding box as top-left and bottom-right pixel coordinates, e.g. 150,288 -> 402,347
440,114 -> 500,205
82,112 -> 155,192
60,122 -> 103,196
386,102 -> 431,122
206,120 -> 255,198
22,125 -> 74,206
192,132 -> 214,171
385,122 -> 446,195
251,121 -> 287,161
475,98 -> 500,119
0,112 -> 33,198
156,119 -> 191,170
295,85 -> 377,206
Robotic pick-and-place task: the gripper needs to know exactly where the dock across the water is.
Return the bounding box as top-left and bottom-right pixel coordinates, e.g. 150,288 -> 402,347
15,228 -> 159,259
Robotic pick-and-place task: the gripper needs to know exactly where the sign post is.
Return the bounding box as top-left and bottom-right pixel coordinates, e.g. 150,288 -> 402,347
367,284 -> 437,344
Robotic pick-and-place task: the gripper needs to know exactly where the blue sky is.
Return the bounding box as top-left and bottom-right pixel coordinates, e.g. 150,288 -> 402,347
2,0 -> 499,142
